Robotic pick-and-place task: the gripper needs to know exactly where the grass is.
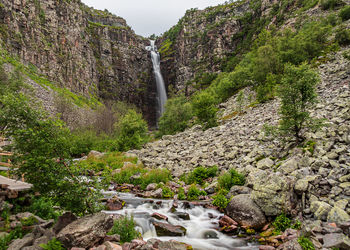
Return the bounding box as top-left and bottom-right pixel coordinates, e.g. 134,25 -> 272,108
107,216 -> 139,243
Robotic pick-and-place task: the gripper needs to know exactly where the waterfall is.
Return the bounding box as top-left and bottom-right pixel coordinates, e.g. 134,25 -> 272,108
146,40 -> 167,120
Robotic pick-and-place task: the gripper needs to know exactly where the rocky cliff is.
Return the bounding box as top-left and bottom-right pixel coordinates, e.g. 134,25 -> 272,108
0,0 -> 156,123
158,0 -> 278,95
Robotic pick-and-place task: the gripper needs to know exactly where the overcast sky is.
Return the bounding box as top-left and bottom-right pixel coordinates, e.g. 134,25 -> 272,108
81,0 -> 228,37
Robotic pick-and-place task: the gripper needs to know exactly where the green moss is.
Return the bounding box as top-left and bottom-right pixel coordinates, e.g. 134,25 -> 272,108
298,236 -> 315,250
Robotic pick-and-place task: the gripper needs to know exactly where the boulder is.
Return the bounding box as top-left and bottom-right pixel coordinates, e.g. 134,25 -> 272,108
310,201 -> 332,221
152,221 -> 186,237
247,170 -> 297,216
256,158 -> 274,170
225,194 -> 266,229
57,212 -> 113,249
173,212 -> 190,220
276,239 -> 303,250
104,241 -> 122,250
327,207 -> 350,224
106,197 -> 125,211
323,233 -> 350,249
88,150 -> 104,158
279,157 -> 300,175
150,188 -> 163,198
8,233 -> 34,250
226,185 -> 251,199
53,212 -> 78,234
146,183 -> 157,191
152,213 -> 168,221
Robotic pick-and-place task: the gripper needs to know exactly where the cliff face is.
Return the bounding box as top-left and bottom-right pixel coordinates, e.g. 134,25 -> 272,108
158,0 -> 277,95
0,0 -> 156,123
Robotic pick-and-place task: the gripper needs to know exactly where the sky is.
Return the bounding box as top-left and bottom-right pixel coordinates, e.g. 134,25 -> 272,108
81,0 -> 228,37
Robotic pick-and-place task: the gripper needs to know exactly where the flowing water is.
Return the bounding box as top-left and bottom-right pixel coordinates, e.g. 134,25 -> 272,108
103,191 -> 259,250
146,41 -> 167,119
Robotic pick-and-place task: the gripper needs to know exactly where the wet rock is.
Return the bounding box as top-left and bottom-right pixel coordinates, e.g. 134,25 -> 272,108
226,194 -> 266,229
152,221 -> 186,236
259,246 -> 275,250
219,215 -> 238,233
323,233 -> 350,249
152,212 -> 168,221
157,240 -> 190,250
57,212 -> 113,249
53,212 -> 78,234
150,188 -> 163,198
106,197 -> 125,211
104,241 -> 122,250
173,212 -> 190,220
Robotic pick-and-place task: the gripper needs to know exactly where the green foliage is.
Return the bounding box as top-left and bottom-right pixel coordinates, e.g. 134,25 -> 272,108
0,226 -> 28,249
115,110 -> 149,152
218,169 -> 245,190
339,6 -> 350,21
191,91 -> 218,129
158,95 -> 193,136
178,187 -> 186,200
320,0 -> 343,10
292,220 -> 302,230
162,186 -> 175,198
40,238 -> 65,250
182,166 -> 218,185
303,140 -> 316,155
335,26 -> 350,45
278,63 -> 319,141
20,216 -> 39,226
28,197 -> 60,221
212,194 -> 229,209
0,93 -> 102,215
158,39 -> 174,59
187,185 -> 206,201
298,236 -> 315,250
273,213 -> 291,233
108,216 -> 139,243
112,164 -> 171,190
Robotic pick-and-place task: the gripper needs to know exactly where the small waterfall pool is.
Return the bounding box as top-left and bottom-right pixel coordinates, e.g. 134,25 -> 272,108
102,192 -> 259,250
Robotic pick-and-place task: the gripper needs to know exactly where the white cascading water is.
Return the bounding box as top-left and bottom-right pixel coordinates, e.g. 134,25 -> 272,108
146,41 -> 167,119
103,192 -> 259,250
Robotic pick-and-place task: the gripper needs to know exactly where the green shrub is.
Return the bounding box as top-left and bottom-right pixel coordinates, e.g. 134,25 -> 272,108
183,166 -> 218,185
158,96 -> 193,136
0,226 -> 28,249
339,6 -> 350,21
178,187 -> 186,200
115,110 -> 149,152
20,216 -> 39,226
335,26 -> 350,45
28,197 -> 60,221
40,238 -> 65,250
298,236 -> 315,250
320,0 -> 343,10
162,186 -> 174,198
273,213 -> 291,234
187,185 -> 206,201
191,91 -> 218,129
218,169 -> 245,190
108,216 -> 139,243
212,194 -> 229,209
113,164 -> 145,185
140,169 -> 172,190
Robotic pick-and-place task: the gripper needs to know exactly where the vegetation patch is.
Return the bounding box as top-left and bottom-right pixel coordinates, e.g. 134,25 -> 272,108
108,216 -> 139,243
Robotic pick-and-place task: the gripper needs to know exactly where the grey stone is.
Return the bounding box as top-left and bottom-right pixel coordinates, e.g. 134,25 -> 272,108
225,194 -> 266,229
323,233 -> 350,249
327,207 -> 350,224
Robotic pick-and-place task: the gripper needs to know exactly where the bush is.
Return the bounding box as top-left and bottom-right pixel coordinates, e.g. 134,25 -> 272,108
28,197 -> 60,221
183,166 -> 218,185
273,213 -> 291,233
339,6 -> 350,21
298,236 -> 315,250
187,185 -> 206,201
178,187 -> 186,200
158,96 -> 193,136
335,26 -> 350,45
140,168 -> 172,190
108,216 -> 139,243
191,91 -> 218,129
320,0 -> 343,10
40,238 -> 65,250
218,169 -> 245,190
212,194 -> 229,209
115,109 -> 148,152
162,186 -> 174,198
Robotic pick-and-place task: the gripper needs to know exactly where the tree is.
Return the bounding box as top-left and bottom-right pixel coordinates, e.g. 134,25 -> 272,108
191,91 -> 218,129
115,109 -> 148,152
157,95 -> 193,136
278,63 -> 319,141
0,93 -> 102,215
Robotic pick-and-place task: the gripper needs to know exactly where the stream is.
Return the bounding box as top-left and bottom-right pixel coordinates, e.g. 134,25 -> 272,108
102,191 -> 259,250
